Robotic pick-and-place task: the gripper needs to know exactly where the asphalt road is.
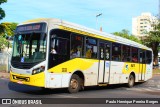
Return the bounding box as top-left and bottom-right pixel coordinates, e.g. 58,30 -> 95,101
0,75 -> 160,107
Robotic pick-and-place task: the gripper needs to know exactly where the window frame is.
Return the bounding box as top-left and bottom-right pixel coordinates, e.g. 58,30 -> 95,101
131,47 -> 139,63
122,45 -> 131,62
85,37 -> 98,59
111,42 -> 122,62
70,33 -> 84,58
146,50 -> 152,64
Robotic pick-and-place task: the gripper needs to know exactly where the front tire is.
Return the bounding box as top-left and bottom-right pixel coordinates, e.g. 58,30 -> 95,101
128,74 -> 135,88
68,74 -> 81,93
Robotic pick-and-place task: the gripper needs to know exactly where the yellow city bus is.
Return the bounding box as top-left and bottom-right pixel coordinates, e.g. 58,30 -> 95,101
10,18 -> 153,93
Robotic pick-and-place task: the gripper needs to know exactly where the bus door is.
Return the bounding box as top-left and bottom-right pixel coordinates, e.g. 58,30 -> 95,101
98,42 -> 111,83
139,50 -> 145,81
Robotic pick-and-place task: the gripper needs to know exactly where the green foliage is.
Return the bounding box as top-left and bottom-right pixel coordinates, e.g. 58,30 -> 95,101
0,23 -> 5,34
142,19 -> 160,48
142,18 -> 160,64
147,20 -> 160,43
0,0 -> 7,20
0,37 -> 8,49
112,29 -> 142,44
0,0 -> 7,4
0,22 -> 17,50
0,8 -> 5,20
0,22 -> 18,37
144,17 -> 160,42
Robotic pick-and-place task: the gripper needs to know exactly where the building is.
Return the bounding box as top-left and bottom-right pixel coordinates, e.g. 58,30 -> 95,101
132,12 -> 158,39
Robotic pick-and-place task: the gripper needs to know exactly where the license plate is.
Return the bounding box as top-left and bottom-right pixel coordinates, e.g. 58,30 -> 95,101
17,81 -> 23,84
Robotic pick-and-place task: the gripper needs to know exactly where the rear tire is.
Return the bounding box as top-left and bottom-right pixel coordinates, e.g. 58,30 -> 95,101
128,74 -> 135,88
68,74 -> 81,93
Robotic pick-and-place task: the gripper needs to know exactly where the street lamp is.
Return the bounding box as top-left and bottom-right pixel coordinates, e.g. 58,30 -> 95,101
96,13 -> 102,30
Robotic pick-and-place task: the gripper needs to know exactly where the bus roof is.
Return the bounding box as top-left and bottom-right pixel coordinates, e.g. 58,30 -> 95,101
20,18 -> 152,51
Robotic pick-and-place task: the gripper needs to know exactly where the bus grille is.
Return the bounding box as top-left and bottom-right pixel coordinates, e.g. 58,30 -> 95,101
12,75 -> 30,82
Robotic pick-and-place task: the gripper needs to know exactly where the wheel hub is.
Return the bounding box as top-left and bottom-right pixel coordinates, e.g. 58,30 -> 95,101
70,79 -> 78,89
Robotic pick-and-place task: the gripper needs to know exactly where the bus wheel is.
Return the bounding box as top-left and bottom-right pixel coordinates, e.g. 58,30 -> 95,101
80,78 -> 84,91
68,74 -> 80,93
128,74 -> 135,88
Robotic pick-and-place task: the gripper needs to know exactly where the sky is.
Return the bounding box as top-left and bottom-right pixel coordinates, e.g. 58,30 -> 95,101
0,0 -> 158,33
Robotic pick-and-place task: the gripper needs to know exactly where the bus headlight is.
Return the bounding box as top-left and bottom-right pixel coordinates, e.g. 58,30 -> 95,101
32,66 -> 45,75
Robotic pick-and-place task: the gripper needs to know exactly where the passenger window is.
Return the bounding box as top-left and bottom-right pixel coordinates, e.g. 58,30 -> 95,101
122,45 -> 131,62
112,43 -> 121,61
131,47 -> 138,63
70,33 -> 83,59
85,37 -> 97,58
146,51 -> 152,64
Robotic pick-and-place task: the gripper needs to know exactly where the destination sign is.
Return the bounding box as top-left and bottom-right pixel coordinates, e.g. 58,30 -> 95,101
16,23 -> 46,32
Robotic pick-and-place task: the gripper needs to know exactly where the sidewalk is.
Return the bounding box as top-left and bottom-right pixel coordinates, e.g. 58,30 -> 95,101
0,71 -> 10,79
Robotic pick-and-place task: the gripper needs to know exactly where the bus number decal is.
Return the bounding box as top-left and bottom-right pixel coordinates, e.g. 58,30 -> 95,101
131,64 -> 135,67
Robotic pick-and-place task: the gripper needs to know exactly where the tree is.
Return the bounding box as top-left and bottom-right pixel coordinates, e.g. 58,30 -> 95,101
0,22 -> 18,37
0,37 -> 8,51
0,23 -> 5,34
0,22 -> 18,51
143,18 -> 160,65
0,0 -> 7,20
113,29 -> 142,44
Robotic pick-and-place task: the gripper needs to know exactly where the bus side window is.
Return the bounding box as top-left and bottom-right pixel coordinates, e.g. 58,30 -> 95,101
122,45 -> 131,62
139,50 -> 146,63
85,37 -> 97,59
112,43 -> 121,61
146,50 -> 152,64
70,33 -> 83,59
131,47 -> 138,63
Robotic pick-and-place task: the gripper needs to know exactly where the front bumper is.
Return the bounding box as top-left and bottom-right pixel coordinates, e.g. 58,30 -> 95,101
10,71 -> 45,87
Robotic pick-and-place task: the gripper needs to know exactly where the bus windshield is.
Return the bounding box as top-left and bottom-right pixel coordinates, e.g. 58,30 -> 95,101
12,33 -> 47,63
